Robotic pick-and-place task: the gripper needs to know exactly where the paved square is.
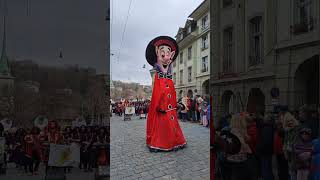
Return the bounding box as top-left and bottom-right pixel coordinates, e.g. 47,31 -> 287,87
110,115 -> 210,180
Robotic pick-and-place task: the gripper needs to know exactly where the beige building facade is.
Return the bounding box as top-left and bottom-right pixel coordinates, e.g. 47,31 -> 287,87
173,0 -> 210,99
210,0 -> 320,118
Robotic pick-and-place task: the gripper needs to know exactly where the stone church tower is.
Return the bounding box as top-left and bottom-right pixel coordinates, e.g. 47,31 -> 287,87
0,15 -> 14,119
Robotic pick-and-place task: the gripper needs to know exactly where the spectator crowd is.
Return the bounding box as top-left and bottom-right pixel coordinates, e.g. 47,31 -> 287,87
213,104 -> 319,180
0,120 -> 109,176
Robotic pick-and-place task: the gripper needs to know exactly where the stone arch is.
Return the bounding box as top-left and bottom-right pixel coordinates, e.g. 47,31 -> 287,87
294,55 -> 319,108
202,79 -> 209,96
221,90 -> 237,115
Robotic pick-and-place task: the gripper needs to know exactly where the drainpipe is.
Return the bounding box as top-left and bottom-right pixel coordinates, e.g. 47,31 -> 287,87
288,49 -> 292,110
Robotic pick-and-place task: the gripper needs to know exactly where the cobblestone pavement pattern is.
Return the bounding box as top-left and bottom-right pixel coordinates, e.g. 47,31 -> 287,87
111,115 -> 210,180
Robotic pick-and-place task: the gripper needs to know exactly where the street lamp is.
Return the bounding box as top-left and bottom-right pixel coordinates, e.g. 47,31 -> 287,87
149,68 -> 156,89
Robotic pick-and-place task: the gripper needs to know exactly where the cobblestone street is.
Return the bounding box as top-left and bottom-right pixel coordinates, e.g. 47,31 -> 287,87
110,115 -> 210,180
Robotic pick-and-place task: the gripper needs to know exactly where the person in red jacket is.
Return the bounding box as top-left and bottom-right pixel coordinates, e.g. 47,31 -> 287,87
274,115 -> 289,180
30,127 -> 41,175
246,117 -> 257,154
24,129 -> 34,175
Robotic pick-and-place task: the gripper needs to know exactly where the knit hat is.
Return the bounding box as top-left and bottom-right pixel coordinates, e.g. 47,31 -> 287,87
300,127 -> 312,135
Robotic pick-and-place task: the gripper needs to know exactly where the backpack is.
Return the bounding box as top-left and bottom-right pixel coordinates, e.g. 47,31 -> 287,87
219,130 -> 241,155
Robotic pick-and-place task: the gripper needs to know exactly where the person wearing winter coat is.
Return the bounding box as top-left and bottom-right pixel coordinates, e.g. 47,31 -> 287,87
293,127 -> 313,180
191,96 -> 198,122
283,112 -> 301,180
224,114 -> 253,180
311,137 -> 320,180
180,97 -> 189,122
198,97 -> 208,126
274,115 -> 289,180
256,114 -> 275,180
206,103 -> 210,128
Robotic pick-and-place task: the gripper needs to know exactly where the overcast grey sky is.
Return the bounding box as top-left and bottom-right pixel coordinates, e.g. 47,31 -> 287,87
0,0 -> 107,74
111,0 -> 204,85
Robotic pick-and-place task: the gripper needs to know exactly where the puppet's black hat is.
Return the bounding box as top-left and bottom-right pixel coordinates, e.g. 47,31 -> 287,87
145,36 -> 179,66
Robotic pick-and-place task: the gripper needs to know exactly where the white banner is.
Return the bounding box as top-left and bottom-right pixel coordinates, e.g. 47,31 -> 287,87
72,119 -> 87,128
125,107 -> 135,115
48,143 -> 80,167
0,137 -> 5,164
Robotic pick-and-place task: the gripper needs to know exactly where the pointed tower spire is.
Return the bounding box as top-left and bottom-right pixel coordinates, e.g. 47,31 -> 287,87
0,12 -> 10,76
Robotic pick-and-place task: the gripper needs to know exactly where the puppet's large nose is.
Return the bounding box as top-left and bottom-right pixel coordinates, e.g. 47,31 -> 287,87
163,54 -> 171,62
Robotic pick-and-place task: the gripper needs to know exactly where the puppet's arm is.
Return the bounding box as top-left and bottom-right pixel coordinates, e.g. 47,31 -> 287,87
156,107 -> 167,114
156,95 -> 167,114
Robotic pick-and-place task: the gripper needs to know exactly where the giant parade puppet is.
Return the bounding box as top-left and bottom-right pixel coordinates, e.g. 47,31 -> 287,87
145,36 -> 186,152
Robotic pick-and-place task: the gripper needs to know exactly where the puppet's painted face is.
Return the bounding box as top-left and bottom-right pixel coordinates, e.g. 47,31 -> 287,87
155,45 -> 175,73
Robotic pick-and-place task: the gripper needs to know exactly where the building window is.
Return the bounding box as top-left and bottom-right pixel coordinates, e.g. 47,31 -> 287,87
187,26 -> 192,34
223,0 -> 233,8
201,56 -> 208,73
201,35 -> 208,50
292,0 -> 313,34
188,46 -> 192,60
201,15 -> 209,30
188,67 -> 192,82
179,70 -> 183,85
223,27 -> 234,73
249,16 -> 263,67
173,72 -> 176,84
179,52 -> 183,64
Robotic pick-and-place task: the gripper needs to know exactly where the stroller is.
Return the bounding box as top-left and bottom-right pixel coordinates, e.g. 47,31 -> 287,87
139,109 -> 146,119
124,107 -> 135,121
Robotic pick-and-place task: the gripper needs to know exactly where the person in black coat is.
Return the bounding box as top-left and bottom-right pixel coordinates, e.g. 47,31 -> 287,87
256,114 -> 275,180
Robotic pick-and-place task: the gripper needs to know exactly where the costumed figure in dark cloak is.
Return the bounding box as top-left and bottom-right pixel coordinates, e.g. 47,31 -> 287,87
145,36 -> 187,152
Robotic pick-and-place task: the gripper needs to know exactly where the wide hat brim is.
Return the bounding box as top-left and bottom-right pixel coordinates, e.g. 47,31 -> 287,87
145,36 -> 179,66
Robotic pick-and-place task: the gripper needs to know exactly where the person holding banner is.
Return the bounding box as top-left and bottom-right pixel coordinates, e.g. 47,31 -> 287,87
42,120 -> 63,165
24,129 -> 35,175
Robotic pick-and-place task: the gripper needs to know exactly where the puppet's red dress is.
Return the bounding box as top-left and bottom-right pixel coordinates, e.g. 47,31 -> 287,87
146,72 -> 186,151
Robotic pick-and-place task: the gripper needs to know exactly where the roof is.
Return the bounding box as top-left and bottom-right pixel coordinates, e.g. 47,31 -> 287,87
175,27 -> 185,39
188,0 -> 209,20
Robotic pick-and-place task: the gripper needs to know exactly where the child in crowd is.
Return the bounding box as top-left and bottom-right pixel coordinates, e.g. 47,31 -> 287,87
294,127 -> 313,180
311,137 -> 320,180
